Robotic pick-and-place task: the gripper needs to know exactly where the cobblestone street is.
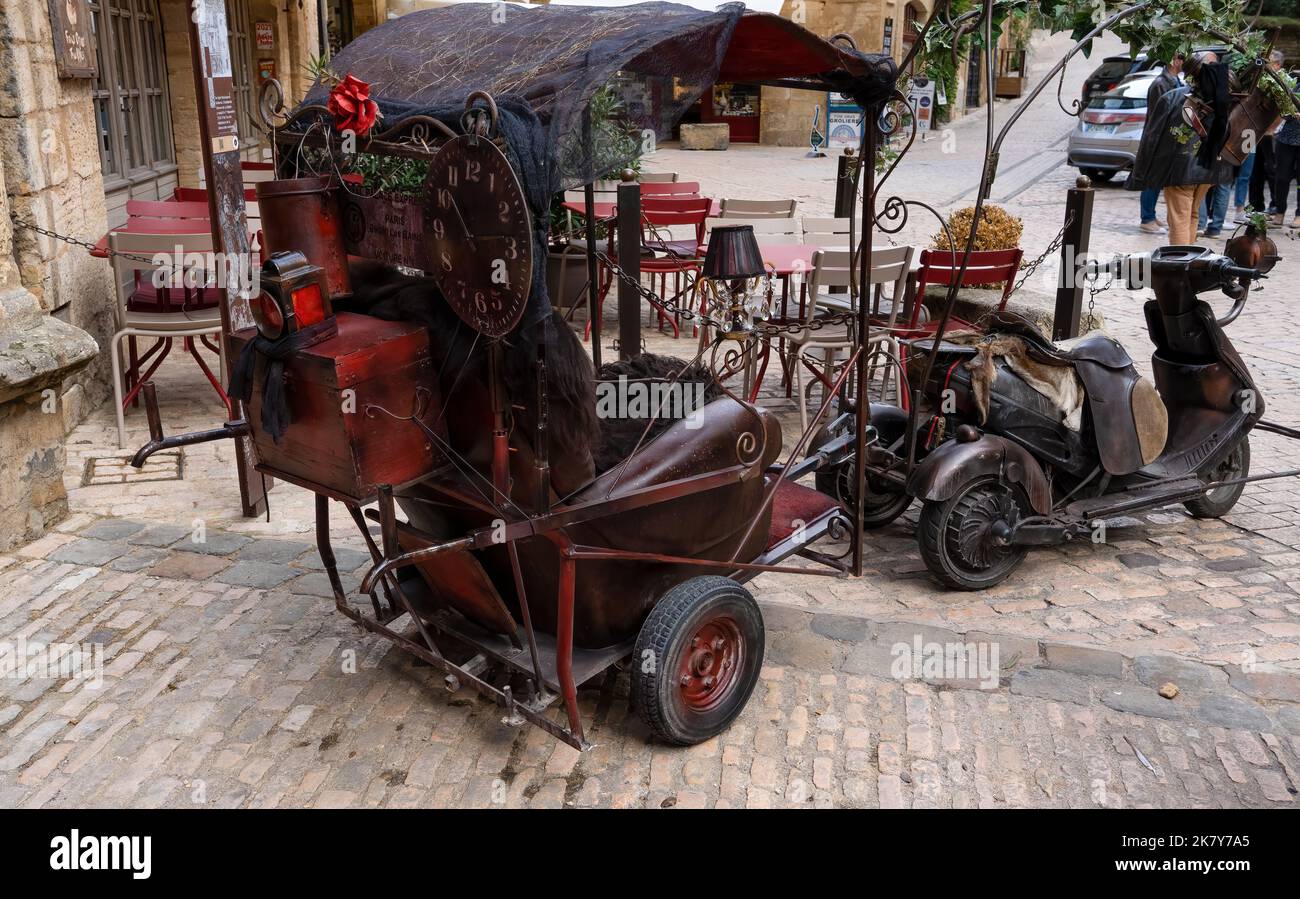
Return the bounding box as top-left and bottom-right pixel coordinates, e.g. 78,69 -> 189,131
4,30 -> 1300,809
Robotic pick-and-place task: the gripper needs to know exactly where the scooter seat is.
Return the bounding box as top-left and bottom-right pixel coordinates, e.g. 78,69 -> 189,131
985,311 -> 1132,369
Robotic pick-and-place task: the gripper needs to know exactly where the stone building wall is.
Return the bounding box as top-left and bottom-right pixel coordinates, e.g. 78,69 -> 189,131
760,0 -> 936,147
0,1 -> 115,413
0,0 -> 101,547
0,2 -> 321,549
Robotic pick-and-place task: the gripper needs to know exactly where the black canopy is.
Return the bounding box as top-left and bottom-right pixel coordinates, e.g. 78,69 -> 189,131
304,1 -> 897,189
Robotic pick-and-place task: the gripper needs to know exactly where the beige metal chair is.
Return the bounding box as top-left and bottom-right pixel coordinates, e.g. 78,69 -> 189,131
719,198 -> 797,219
786,245 -> 915,433
705,217 -> 800,240
637,172 -> 679,183
108,230 -> 228,448
801,216 -> 856,250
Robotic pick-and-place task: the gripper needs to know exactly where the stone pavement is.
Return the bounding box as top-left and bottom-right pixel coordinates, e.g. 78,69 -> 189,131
6,29 -> 1300,808
2,516 -> 1299,808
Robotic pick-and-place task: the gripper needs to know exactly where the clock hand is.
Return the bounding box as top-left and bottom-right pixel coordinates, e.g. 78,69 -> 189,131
446,195 -> 477,248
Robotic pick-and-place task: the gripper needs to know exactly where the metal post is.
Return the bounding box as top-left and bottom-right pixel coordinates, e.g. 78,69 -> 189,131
186,0 -> 267,518
852,110 -> 877,578
1054,175 -> 1094,341
615,171 -> 641,360
831,149 -> 856,296
583,182 -> 602,370
834,149 -> 856,218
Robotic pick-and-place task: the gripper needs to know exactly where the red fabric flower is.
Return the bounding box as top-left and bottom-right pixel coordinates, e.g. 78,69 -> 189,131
328,74 -> 379,137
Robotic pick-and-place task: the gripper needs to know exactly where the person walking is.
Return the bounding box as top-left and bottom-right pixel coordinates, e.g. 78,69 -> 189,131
1129,52 -> 1234,245
1139,53 -> 1183,234
1271,71 -> 1300,228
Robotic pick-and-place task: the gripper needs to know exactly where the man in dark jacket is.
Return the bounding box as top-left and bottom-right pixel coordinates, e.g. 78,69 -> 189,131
1139,54 -> 1183,233
1128,52 -> 1234,244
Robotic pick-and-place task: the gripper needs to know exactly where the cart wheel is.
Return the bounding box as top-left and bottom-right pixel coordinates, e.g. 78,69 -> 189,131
632,576 -> 764,746
918,475 -> 1029,590
1184,437 -> 1250,519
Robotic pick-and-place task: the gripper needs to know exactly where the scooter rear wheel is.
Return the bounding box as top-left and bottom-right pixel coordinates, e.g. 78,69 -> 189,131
919,475 -> 1030,590
1184,437 -> 1250,519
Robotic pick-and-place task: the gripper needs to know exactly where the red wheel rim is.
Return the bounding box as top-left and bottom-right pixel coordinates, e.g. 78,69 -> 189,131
677,614 -> 744,713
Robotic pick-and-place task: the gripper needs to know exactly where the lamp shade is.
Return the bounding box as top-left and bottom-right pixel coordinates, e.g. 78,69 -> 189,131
703,225 -> 765,280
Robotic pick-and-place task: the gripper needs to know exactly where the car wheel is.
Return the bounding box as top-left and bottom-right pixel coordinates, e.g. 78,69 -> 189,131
1080,168 -> 1116,183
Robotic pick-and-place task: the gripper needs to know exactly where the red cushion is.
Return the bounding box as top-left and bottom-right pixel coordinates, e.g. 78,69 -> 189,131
128,283 -> 223,312
767,479 -> 840,546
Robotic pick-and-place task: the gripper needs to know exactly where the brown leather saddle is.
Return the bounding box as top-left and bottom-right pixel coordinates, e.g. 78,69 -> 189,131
984,312 -> 1169,475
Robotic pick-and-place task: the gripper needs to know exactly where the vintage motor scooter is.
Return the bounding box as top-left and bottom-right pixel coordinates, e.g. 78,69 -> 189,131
895,244 -> 1300,589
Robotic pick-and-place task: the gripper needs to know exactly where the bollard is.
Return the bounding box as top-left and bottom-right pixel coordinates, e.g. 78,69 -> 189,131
1053,175 -> 1094,341
615,169 -> 642,359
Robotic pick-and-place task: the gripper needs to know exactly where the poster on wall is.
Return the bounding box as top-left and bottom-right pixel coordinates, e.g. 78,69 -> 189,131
827,92 -> 863,151
256,22 -> 275,51
907,77 -> 936,135
47,0 -> 97,78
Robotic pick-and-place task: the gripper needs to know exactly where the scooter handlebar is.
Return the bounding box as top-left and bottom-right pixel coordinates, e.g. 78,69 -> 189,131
1216,262 -> 1263,282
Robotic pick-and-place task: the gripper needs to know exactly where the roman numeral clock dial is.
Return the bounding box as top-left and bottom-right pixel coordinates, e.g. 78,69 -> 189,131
423,133 -> 533,338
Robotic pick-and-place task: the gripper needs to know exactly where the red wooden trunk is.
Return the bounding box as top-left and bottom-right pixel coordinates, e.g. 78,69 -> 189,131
231,312 -> 443,503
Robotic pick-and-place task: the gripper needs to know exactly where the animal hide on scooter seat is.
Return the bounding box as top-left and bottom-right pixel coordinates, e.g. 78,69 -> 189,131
941,331 -> 1087,431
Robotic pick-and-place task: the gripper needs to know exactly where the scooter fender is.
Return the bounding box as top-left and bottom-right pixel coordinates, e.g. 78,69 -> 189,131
906,433 -> 1053,514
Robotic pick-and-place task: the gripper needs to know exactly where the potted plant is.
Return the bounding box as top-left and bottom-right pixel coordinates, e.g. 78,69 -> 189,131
1225,206 -> 1280,272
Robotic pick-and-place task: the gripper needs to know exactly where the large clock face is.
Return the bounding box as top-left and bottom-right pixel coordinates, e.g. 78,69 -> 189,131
423,134 -> 533,337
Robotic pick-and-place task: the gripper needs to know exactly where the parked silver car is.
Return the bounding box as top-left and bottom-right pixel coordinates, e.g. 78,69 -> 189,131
1067,71 -> 1159,182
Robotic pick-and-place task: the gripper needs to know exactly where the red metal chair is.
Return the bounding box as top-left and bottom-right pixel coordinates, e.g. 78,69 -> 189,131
173,186 -> 259,203
904,247 -> 1024,334
639,180 -> 701,196
126,199 -> 212,220
585,196 -> 711,340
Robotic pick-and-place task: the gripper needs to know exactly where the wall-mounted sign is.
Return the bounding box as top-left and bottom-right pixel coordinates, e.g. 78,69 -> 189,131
257,59 -> 276,85
882,18 -> 893,57
255,21 -> 274,51
47,0 -> 97,79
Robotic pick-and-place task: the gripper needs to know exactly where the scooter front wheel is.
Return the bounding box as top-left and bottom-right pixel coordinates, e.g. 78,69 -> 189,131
918,476 -> 1030,590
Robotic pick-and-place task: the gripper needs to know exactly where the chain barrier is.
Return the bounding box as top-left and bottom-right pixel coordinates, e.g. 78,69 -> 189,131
11,216 -> 161,264
1010,209 -> 1073,297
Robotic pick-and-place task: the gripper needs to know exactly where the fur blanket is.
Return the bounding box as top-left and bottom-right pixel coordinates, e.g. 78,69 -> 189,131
944,331 -> 1086,431
592,353 -> 723,473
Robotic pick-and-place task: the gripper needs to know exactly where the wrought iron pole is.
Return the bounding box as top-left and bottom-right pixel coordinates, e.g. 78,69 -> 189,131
582,106 -> 603,369
583,182 -> 602,370
852,109 -> 877,577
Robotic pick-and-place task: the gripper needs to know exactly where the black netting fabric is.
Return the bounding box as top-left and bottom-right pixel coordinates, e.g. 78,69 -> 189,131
285,1 -> 897,330
298,1 -> 898,192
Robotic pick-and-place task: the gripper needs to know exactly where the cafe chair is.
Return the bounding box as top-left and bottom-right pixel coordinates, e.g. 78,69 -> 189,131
801,216 -> 856,250
787,245 -> 914,433
108,230 -> 230,448
640,180 -> 701,196
720,197 -> 797,219
706,217 -> 800,240
637,172 -> 679,183
903,247 -> 1024,334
